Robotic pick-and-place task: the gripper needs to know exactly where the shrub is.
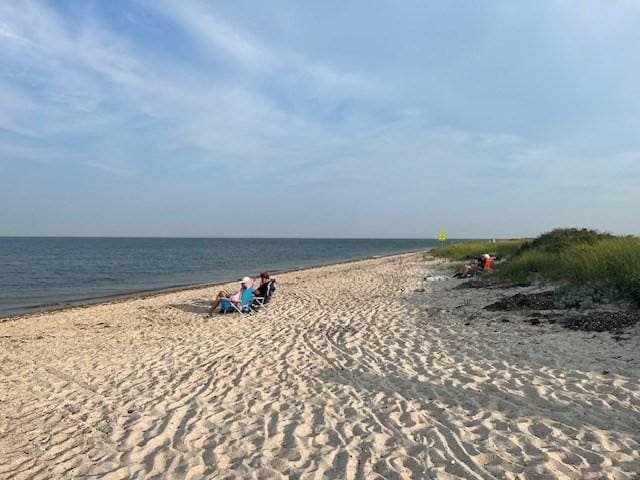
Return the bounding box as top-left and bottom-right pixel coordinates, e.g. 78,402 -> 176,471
498,236 -> 640,305
516,228 -> 612,254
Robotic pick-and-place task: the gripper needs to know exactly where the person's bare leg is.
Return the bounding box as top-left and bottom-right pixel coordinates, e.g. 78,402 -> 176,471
206,291 -> 228,316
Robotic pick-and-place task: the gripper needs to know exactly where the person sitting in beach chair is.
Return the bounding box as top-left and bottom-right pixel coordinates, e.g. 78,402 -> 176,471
453,254 -> 494,278
453,257 -> 482,278
252,272 -> 276,309
206,277 -> 255,316
481,253 -> 494,271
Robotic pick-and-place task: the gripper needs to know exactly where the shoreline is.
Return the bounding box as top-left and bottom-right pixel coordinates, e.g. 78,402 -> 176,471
0,249 -> 428,322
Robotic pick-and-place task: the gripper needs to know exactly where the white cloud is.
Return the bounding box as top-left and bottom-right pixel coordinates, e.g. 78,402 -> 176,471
0,143 -> 71,164
146,1 -> 377,99
154,1 -> 264,66
0,2 -> 352,172
0,84 -> 39,136
0,20 -> 25,42
85,161 -> 134,178
0,1 -> 392,183
551,0 -> 640,36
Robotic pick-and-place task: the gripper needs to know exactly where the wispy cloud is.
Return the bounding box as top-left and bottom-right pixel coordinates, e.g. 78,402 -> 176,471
0,84 -> 39,136
155,1 -> 264,66
146,1 -> 376,99
85,161 -> 135,178
0,20 -> 25,41
0,143 -> 71,164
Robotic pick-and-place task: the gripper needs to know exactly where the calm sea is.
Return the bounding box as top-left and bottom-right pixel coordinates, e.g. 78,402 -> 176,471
0,237 -> 438,315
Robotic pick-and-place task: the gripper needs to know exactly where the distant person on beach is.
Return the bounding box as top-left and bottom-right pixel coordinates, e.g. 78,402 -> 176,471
482,253 -> 494,270
254,272 -> 270,298
454,254 -> 494,278
252,272 -> 276,307
206,276 -> 254,316
454,258 -> 482,278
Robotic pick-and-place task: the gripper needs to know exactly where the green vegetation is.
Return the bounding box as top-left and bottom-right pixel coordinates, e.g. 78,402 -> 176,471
430,229 -> 640,305
429,239 -> 526,261
499,235 -> 640,304
515,228 -> 613,254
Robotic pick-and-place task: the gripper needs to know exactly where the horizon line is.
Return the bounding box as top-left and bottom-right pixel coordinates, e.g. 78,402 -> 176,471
0,235 -> 491,240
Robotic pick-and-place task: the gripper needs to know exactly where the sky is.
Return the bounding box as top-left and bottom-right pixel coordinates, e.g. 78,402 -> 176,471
1,1 -> 639,238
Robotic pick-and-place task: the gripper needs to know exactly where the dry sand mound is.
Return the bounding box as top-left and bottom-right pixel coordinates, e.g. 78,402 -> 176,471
1,254 -> 639,479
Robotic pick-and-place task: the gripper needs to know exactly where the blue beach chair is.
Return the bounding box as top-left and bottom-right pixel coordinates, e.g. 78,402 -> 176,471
220,287 -> 254,314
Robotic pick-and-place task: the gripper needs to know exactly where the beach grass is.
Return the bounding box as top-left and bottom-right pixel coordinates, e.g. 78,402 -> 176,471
432,229 -> 640,305
429,239 -> 527,261
498,236 -> 640,303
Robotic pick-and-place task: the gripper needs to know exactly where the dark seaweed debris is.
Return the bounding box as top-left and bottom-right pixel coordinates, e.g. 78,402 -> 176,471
455,280 -> 531,290
485,291 -> 639,332
561,311 -> 640,333
484,291 -> 556,311
455,280 -> 492,289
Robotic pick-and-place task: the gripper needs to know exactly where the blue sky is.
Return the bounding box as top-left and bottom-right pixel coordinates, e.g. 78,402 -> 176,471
1,1 -> 639,237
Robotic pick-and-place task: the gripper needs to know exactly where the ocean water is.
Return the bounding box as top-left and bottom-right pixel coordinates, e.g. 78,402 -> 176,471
0,237 -> 438,315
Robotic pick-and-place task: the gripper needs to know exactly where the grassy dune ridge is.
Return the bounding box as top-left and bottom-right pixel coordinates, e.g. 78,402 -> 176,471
430,229 -> 640,305
429,239 -> 526,261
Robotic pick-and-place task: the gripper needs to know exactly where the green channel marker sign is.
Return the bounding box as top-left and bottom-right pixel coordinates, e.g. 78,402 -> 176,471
437,231 -> 447,246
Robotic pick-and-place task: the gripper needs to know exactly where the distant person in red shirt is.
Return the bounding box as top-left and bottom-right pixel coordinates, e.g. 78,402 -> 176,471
454,254 -> 495,278
481,253 -> 494,270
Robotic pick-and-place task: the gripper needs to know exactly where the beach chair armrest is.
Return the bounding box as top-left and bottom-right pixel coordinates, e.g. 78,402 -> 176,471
227,301 -> 254,314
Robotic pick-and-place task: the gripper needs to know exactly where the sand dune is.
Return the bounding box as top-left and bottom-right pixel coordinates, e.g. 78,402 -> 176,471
1,253 -> 639,479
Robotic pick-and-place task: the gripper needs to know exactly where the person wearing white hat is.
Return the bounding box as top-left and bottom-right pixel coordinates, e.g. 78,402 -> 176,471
206,276 -> 254,317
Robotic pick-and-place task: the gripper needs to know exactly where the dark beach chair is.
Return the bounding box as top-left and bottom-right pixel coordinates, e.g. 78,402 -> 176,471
252,279 -> 276,309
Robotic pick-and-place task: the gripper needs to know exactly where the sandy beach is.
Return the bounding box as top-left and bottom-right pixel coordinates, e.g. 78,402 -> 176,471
1,252 -> 639,479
